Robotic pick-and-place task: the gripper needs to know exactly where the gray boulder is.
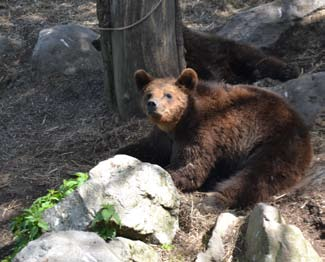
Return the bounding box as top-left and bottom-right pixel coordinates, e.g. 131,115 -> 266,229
270,72 -> 325,127
245,203 -> 321,262
14,231 -> 159,262
218,0 -> 325,48
31,24 -> 103,78
43,155 -> 180,244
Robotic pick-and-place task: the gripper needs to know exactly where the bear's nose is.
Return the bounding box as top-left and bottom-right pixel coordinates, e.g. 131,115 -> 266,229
147,100 -> 157,113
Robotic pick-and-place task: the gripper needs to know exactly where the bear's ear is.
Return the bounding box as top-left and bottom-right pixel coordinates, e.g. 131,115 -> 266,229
176,68 -> 198,90
134,69 -> 153,91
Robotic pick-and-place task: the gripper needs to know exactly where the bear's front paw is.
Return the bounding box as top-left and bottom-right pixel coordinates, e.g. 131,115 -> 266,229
197,192 -> 229,214
171,174 -> 196,192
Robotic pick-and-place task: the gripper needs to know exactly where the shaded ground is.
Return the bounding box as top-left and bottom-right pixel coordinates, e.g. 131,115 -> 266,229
180,0 -> 275,31
0,0 -> 324,260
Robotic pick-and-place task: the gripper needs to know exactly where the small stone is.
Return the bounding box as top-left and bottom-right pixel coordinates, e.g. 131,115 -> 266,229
196,213 -> 241,262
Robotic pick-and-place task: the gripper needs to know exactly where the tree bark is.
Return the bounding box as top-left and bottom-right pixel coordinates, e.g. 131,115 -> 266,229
97,0 -> 116,110
97,0 -> 185,119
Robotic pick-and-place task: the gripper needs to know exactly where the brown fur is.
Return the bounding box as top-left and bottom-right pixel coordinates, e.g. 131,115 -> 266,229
117,69 -> 312,208
183,26 -> 299,83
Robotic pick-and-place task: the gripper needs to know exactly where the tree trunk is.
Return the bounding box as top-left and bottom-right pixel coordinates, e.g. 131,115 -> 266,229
97,0 -> 116,110
97,0 -> 185,119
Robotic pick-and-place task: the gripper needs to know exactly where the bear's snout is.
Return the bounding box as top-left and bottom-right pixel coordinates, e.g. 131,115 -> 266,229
147,100 -> 158,114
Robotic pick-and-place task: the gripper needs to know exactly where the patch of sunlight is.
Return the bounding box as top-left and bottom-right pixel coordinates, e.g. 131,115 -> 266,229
20,14 -> 44,22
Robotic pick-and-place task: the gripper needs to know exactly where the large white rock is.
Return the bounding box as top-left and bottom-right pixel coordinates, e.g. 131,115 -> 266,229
245,203 -> 321,262
218,0 -> 325,48
42,155 -> 180,244
13,231 -> 159,262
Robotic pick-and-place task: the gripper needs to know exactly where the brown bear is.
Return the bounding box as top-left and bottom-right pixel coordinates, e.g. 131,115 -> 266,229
117,68 -> 312,208
182,26 -> 299,83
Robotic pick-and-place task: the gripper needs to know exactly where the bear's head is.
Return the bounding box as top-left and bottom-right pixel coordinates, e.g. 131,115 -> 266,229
134,68 -> 198,132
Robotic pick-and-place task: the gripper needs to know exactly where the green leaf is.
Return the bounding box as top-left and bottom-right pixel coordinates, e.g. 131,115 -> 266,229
89,204 -> 121,241
101,208 -> 114,222
161,244 -> 175,251
40,202 -> 52,210
95,212 -> 103,221
63,188 -> 74,196
74,172 -> 89,183
30,226 -> 40,240
37,220 -> 49,231
111,212 -> 121,225
100,227 -> 116,240
65,180 -> 79,188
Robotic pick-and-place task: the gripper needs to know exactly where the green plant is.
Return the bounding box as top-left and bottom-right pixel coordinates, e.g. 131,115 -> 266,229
2,172 -> 89,262
90,204 -> 121,240
161,243 -> 175,251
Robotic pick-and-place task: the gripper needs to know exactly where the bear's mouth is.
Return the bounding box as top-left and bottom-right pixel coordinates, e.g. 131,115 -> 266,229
147,112 -> 162,120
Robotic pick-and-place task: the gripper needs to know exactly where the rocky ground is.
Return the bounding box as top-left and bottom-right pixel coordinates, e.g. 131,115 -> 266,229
0,0 -> 324,260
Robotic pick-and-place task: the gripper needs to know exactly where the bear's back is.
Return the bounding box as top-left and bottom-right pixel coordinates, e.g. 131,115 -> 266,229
187,82 -> 310,159
194,82 -> 305,133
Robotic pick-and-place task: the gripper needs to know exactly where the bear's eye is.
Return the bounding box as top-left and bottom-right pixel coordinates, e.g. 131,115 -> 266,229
146,93 -> 152,100
165,93 -> 173,99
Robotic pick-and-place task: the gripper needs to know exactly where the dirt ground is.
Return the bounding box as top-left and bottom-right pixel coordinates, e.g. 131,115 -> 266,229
0,0 -> 324,260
